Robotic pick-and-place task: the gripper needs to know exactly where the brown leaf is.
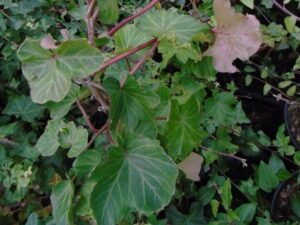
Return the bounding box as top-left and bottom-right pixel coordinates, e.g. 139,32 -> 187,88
204,0 -> 262,73
178,152 -> 203,181
40,34 -> 57,50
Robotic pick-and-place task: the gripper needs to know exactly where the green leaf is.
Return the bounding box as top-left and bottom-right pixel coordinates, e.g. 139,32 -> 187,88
3,95 -> 45,122
114,24 -> 151,54
263,83 -> 272,95
163,96 -> 201,158
258,161 -> 279,192
234,203 -> 256,225
25,212 -> 40,225
73,150 -> 104,178
240,0 -> 254,9
294,56 -> 300,70
47,85 -> 80,119
90,131 -> 178,225
278,80 -> 292,88
17,39 -> 104,104
36,119 -> 65,156
211,200 -> 219,217
287,85 -> 297,96
103,76 -> 159,131
50,180 -> 74,225
284,16 -> 297,33
166,204 -> 207,225
59,122 -> 89,158
136,10 -> 202,43
245,75 -> 253,86
98,0 -> 119,25
220,179 -> 232,211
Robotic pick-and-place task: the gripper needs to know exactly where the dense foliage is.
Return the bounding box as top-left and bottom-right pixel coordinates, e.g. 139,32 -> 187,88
0,0 -> 300,225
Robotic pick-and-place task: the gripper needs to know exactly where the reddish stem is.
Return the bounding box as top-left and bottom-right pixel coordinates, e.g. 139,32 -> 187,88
100,38 -> 157,70
76,100 -> 99,133
107,0 -> 160,36
129,40 -> 159,75
85,123 -> 109,149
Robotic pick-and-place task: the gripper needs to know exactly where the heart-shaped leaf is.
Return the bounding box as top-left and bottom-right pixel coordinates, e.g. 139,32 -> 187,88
18,39 -> 104,103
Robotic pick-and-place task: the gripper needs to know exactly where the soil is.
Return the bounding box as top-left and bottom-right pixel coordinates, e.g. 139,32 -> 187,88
286,102 -> 300,149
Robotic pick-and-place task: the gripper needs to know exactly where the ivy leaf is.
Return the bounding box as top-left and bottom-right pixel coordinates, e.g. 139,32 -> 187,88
114,24 -> 151,54
90,131 -> 178,225
59,122 -> 89,158
136,10 -> 203,43
163,96 -> 202,158
258,161 -> 279,192
98,0 -> 119,25
204,0 -> 262,73
50,180 -> 74,225
103,76 -> 159,131
166,204 -> 207,225
73,150 -> 104,178
17,39 -> 104,104
36,119 -> 65,157
3,95 -> 45,122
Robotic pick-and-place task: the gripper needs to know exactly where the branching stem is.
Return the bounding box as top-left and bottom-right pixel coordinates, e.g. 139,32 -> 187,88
107,0 -> 160,36
272,0 -> 300,22
76,100 -> 99,133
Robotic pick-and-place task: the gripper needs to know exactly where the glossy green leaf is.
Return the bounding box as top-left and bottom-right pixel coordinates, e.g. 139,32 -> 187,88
17,39 -> 104,104
258,161 -> 279,192
73,150 -> 104,178
50,180 -> 74,225
136,10 -> 202,43
98,0 -> 119,25
36,119 -> 65,156
59,122 -> 88,158
3,95 -> 45,122
90,131 -> 178,225
103,76 -> 159,131
163,96 -> 201,158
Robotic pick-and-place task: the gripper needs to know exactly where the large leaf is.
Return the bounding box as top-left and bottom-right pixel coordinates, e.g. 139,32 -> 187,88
163,96 -> 201,158
135,10 -> 202,43
258,161 -> 279,192
17,39 -> 104,104
234,203 -> 256,225
3,95 -> 45,122
98,0 -> 119,25
50,180 -> 74,225
103,76 -> 159,131
36,119 -> 65,157
90,131 -> 178,225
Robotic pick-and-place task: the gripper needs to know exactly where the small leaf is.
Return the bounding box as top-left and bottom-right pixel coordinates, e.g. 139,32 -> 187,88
204,0 -> 262,73
287,85 -> 297,96
261,68 -> 268,78
263,83 -> 272,95
98,0 -> 119,25
90,131 -> 178,225
245,75 -> 253,86
36,119 -> 65,156
50,180 -> 74,225
59,122 -> 89,158
258,161 -> 279,192
220,179 -> 232,211
211,200 -> 219,217
136,10 -> 203,43
240,0 -> 254,9
18,39 -> 104,104
235,203 -> 256,224
284,16 -> 297,33
178,152 -> 203,181
278,80 -> 292,88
